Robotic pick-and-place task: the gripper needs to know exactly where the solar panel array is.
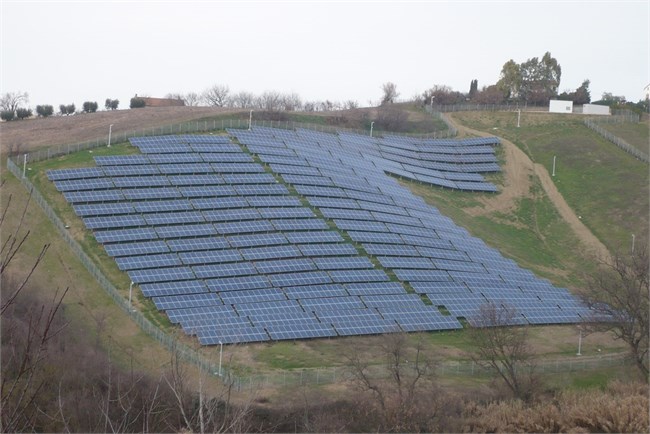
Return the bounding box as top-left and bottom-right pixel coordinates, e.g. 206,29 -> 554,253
47,131 -> 591,345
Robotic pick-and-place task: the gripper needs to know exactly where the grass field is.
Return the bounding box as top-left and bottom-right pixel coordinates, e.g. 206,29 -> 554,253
451,111 -> 649,252
598,119 -> 650,154
5,109 -> 641,388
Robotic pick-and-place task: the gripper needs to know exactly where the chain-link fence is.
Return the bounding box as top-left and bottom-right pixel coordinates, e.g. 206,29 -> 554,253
230,352 -> 632,392
5,115 -> 634,390
584,116 -> 648,163
8,116 -> 457,167
6,158 -> 224,378
425,102 -> 548,113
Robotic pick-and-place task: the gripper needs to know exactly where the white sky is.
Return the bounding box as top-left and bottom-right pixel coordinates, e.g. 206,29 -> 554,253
2,1 -> 648,109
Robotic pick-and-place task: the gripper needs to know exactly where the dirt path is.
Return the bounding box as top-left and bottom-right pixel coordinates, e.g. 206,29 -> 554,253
447,113 -> 611,261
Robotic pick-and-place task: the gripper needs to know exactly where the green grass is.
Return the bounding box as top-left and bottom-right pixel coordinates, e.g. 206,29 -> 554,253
25,143 -> 176,330
403,177 -> 593,289
598,120 -> 650,155
15,116 -> 634,381
453,111 -> 649,252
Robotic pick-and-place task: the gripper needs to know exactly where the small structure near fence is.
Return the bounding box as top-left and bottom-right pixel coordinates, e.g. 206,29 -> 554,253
549,100 -> 573,114
583,103 -> 610,116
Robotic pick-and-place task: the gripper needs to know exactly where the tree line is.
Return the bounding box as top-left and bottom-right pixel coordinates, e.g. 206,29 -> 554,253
3,50 -> 648,122
0,92 -> 121,121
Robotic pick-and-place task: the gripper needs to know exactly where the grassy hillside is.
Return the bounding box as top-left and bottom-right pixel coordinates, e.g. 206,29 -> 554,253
598,119 -> 650,154
450,111 -> 649,252
4,107 -> 642,382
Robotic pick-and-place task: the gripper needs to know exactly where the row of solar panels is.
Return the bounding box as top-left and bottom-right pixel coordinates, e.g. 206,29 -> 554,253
46,130 -> 591,345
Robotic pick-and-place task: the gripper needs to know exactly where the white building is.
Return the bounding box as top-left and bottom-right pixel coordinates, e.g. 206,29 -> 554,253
583,104 -> 610,115
549,99 -> 573,114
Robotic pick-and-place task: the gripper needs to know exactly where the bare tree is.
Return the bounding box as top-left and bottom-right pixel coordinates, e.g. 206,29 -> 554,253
201,85 -> 230,107
343,100 -> 359,110
0,184 -> 69,433
380,82 -> 399,105
583,243 -> 649,380
164,344 -> 255,433
165,92 -> 185,101
0,91 -> 29,112
468,303 -> 539,401
256,91 -> 283,111
184,92 -> 201,107
345,333 -> 442,432
280,92 -> 302,111
229,91 -> 255,109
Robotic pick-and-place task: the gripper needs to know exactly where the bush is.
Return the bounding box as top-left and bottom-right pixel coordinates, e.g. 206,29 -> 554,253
130,97 -> 145,108
36,105 -> 54,117
15,108 -> 33,119
1,110 -> 15,121
59,104 -> 75,115
105,98 -> 119,110
82,101 -> 98,113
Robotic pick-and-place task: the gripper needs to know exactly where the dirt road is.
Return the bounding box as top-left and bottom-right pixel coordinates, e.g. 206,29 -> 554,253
447,113 -> 611,262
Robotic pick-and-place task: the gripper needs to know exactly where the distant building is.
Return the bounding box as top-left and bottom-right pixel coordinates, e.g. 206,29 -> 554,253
549,99 -> 573,114
583,104 -> 610,115
137,96 -> 185,107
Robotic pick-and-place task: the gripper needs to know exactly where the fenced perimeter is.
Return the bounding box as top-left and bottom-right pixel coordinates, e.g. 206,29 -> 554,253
8,117 -> 457,166
5,155 -> 633,390
584,115 -> 649,163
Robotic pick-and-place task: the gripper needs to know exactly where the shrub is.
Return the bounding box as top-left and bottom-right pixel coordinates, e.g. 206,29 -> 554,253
1,110 -> 15,121
82,101 -> 98,113
36,105 -> 54,117
130,97 -> 145,108
15,108 -> 33,119
66,104 -> 75,115
105,98 -> 119,110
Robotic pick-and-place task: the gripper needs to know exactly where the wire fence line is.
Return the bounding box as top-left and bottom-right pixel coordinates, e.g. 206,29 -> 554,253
5,158 -> 226,379
584,116 -> 649,163
5,157 -> 633,390
425,102 -> 548,114
230,352 -> 632,392
5,114 -> 634,390
8,116 -> 457,167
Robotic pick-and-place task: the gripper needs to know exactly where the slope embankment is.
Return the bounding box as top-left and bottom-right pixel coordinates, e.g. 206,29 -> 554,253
447,113 -> 611,262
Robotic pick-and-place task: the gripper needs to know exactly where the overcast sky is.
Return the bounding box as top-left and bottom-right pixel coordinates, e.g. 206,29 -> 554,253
2,1 -> 648,110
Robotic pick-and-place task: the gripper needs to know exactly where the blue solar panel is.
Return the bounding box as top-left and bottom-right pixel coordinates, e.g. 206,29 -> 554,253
116,253 -> 181,270
104,240 -> 170,257
83,214 -> 147,229
206,275 -> 271,292
140,280 -> 209,297
313,257 -> 374,270
193,262 -> 257,278
345,282 -> 408,295
167,236 -> 230,252
283,284 -> 349,299
129,266 -> 195,284
153,293 -> 222,310
179,249 -> 243,265
155,223 -> 217,239
51,130 -> 591,345
284,231 -> 343,244
269,271 -> 333,287
240,245 -> 303,260
95,227 -> 158,243
297,243 -> 358,257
